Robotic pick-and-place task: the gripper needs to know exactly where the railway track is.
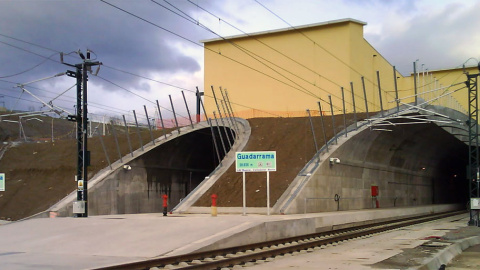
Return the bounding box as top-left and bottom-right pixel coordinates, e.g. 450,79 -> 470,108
93,210 -> 465,270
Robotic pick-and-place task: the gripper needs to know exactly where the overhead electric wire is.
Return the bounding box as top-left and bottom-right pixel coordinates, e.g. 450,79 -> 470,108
0,92 -> 39,107
173,0 -> 383,112
0,52 -> 59,79
0,91 -> 151,126
0,82 -> 133,117
94,75 -> 192,120
0,36 -> 194,106
0,25 -> 458,108
186,0 -> 356,103
101,66 -> 284,117
102,65 -> 281,117
5,4 -> 460,120
0,33 -> 81,63
100,0 -> 200,49
253,0 -> 398,103
188,0 -> 317,75
0,36 -> 184,118
101,0 -> 342,111
0,32 -> 282,119
0,39 -> 76,67
0,33 -> 59,54
102,64 -> 194,93
0,5 -> 365,117
0,40 -> 59,63
0,4 -> 471,121
0,29 -> 458,121
255,0 -> 469,113
157,0 -> 344,109
95,75 -> 155,105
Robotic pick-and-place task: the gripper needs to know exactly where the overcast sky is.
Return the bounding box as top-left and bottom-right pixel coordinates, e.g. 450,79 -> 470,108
0,0 -> 479,123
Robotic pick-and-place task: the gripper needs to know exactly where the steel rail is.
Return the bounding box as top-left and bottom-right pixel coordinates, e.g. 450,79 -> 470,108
92,210 -> 465,270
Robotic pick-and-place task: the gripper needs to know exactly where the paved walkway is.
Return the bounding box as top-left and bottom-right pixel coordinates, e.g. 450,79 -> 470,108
0,213 -> 270,270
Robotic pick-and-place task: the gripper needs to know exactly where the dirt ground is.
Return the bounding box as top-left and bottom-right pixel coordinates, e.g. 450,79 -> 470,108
194,115 -> 359,207
0,114 -> 361,220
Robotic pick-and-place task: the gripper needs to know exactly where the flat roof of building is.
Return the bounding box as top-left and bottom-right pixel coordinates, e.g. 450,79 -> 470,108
200,18 -> 367,43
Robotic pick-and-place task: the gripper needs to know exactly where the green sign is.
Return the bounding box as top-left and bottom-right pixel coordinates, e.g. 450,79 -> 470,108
0,173 -> 4,191
236,151 -> 276,172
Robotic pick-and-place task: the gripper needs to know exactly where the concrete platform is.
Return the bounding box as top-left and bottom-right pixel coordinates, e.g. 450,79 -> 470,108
0,204 -> 463,269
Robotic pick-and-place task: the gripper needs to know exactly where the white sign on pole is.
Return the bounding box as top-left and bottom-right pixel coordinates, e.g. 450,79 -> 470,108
236,151 -> 276,216
0,173 -> 5,191
471,198 -> 480,210
236,151 -> 276,172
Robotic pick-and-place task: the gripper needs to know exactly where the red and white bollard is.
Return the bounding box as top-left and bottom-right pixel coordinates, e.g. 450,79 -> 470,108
211,194 -> 218,217
162,194 -> 168,216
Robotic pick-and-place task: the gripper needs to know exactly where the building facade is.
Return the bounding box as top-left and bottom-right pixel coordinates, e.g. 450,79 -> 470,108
202,18 -> 473,119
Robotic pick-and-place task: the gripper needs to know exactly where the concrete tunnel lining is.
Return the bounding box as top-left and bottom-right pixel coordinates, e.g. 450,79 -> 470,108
279,112 -> 469,214
363,117 -> 468,204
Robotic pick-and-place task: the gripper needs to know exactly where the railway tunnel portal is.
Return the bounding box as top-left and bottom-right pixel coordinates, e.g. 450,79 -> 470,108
49,104 -> 472,217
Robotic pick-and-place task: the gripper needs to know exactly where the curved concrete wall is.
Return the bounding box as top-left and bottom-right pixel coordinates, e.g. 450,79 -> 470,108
277,108 -> 469,214
48,118 -> 250,217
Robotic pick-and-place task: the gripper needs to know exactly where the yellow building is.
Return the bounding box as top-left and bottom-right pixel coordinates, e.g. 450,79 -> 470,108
202,18 -> 475,119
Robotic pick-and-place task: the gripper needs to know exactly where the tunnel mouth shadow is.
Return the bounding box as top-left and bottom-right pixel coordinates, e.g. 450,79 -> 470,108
127,126 -> 236,211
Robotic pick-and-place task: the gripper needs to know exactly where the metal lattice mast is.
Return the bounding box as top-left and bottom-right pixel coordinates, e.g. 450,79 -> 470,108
466,69 -> 480,226
63,50 -> 101,218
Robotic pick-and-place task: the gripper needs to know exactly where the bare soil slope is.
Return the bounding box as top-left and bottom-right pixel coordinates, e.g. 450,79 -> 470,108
194,115 -> 358,207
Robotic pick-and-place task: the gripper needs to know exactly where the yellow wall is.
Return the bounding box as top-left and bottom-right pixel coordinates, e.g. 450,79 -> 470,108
203,19 -> 473,119
413,66 -> 477,112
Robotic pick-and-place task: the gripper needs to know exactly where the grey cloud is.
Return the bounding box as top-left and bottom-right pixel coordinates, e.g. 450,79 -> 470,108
366,2 -> 480,75
342,0 -> 418,14
0,0 -> 204,110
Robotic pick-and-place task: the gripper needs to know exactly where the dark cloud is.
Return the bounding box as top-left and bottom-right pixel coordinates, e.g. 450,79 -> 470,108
1,0 -> 477,114
0,0 -> 205,111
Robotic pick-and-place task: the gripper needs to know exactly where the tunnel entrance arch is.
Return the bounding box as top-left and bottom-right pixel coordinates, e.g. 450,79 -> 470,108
47,118 -> 250,217
275,107 -> 471,214
131,126 -> 235,209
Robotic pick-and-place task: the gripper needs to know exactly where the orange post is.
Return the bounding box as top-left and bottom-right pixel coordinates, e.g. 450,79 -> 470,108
162,194 -> 168,216
211,194 -> 218,217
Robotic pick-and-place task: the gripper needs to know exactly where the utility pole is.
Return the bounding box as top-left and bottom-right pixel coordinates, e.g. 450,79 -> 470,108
63,50 -> 101,218
466,63 -> 480,226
